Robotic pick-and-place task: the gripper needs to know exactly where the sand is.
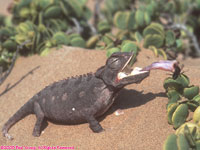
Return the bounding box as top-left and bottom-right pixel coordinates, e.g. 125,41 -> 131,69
0,0 -> 12,16
0,46 -> 200,150
0,1 -> 200,150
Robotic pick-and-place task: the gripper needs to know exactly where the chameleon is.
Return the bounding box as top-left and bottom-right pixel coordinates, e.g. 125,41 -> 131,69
2,52 -> 150,140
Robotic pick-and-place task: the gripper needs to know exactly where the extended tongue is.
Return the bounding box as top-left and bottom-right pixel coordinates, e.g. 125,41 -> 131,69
142,60 -> 179,72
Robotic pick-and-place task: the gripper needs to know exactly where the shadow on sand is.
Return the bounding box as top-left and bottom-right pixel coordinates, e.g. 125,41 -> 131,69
99,88 -> 166,121
0,66 -> 40,97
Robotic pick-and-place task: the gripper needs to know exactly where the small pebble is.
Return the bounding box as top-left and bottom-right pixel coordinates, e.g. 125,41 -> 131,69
114,109 -> 124,116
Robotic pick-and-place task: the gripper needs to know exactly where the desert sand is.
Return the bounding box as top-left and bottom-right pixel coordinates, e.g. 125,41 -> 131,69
0,46 -> 200,150
0,1 -> 200,150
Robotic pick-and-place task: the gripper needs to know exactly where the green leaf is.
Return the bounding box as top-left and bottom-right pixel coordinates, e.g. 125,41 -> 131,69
106,47 -> 120,57
144,11 -> 151,25
126,11 -> 136,30
183,86 -> 199,100
165,30 -> 175,46
44,6 -> 62,19
52,32 -> 69,45
40,48 -> 51,56
2,39 -> 17,52
121,41 -> 138,53
163,134 -> 178,150
97,20 -> 111,34
134,31 -> 143,42
77,0 -> 88,6
86,35 -> 99,48
102,34 -> 115,45
143,23 -> 164,38
172,104 -> 189,129
63,0 -> 83,18
70,37 -> 86,48
143,34 -> 164,48
166,90 -> 181,109
177,134 -> 190,150
176,39 -> 183,50
113,11 -> 127,30
135,9 -> 145,27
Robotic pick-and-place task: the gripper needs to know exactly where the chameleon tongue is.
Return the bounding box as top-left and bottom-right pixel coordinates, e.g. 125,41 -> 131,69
142,60 -> 178,72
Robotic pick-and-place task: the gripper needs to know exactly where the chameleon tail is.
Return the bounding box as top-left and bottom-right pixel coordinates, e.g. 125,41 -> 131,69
2,99 -> 34,140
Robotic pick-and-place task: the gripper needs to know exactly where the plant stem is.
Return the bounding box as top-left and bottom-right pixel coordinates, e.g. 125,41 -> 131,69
170,23 -> 200,56
0,40 -> 31,86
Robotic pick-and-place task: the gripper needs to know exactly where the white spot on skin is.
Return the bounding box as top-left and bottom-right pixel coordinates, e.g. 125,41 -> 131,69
72,108 -> 75,111
62,93 -> 68,101
79,91 -> 85,98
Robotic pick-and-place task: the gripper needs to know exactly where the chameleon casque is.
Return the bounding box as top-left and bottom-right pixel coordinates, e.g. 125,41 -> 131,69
2,52 -> 150,140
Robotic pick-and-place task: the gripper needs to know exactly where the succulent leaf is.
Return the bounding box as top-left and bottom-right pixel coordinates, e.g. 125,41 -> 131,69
121,41 -> 138,53
165,30 -> 175,46
166,90 -> 181,109
106,47 -> 120,57
175,74 -> 190,88
172,104 -> 189,129
163,134 -> 178,150
52,32 -> 69,45
97,20 -> 111,34
63,0 -> 83,18
86,35 -> 99,48
167,103 -> 179,124
44,6 -> 62,19
113,11 -> 127,30
143,34 -> 164,48
177,134 -> 190,150
19,7 -> 30,18
163,77 -> 183,91
2,39 -> 17,52
193,94 -> 200,104
70,36 -> 86,48
40,48 -> 51,56
183,86 -> 199,100
193,106 -> 200,124
187,100 -> 199,112
143,23 -> 164,38
144,11 -> 151,25
135,9 -> 145,27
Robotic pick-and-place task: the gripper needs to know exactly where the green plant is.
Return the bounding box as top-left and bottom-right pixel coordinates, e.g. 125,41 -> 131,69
163,73 -> 200,149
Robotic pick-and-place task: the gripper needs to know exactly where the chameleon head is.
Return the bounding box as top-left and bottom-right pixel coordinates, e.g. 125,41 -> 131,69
95,52 -> 149,88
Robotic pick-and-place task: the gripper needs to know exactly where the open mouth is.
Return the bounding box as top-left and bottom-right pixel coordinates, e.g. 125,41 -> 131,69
117,54 -> 149,80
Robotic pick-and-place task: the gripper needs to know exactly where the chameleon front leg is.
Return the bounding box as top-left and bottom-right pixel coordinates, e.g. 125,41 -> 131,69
86,116 -> 104,133
32,102 -> 44,137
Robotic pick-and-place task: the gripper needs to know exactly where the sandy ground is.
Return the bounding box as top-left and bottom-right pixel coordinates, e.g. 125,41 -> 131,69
0,0 -> 12,16
0,46 -> 200,150
0,1 -> 200,150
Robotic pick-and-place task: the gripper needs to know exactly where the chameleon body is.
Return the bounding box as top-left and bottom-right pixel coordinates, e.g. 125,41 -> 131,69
2,52 -> 149,139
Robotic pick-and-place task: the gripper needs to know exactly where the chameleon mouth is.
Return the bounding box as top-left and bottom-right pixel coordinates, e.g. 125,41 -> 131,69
117,54 -> 149,80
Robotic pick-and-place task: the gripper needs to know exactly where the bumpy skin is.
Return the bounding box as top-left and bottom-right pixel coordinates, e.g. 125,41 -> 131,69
2,52 -> 149,139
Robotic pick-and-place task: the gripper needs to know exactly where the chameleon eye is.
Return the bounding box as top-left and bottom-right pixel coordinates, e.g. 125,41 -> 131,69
107,57 -> 121,69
